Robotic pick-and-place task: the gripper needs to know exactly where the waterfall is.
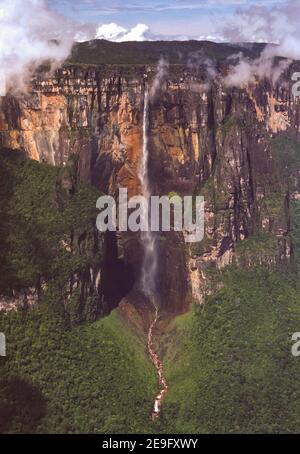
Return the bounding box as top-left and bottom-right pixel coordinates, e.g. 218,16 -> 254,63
139,88 -> 168,420
139,89 -> 158,297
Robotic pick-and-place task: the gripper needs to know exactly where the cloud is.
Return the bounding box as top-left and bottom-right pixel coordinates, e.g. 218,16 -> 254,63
92,22 -> 225,43
96,23 -> 127,40
92,20 -> 228,43
222,1 -> 300,57
219,0 -> 300,86
149,58 -> 169,100
224,51 -> 291,87
119,24 -> 150,42
0,0 -> 74,95
95,23 -> 150,42
198,34 -> 226,42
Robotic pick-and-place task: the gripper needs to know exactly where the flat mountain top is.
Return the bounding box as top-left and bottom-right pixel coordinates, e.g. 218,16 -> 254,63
68,40 -> 268,66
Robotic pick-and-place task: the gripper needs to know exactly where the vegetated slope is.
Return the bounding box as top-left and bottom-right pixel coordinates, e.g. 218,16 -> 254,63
68,40 -> 267,66
0,149 -> 103,322
0,308 -> 156,434
161,268 -> 300,434
0,149 -> 157,434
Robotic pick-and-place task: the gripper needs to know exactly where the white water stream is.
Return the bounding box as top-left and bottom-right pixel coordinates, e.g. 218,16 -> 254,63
139,89 -> 168,420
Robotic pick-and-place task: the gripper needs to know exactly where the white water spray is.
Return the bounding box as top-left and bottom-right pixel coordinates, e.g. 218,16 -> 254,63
139,88 -> 168,420
140,90 -> 157,297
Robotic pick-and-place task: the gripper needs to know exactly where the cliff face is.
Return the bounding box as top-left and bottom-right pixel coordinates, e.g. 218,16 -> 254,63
1,65 -> 300,312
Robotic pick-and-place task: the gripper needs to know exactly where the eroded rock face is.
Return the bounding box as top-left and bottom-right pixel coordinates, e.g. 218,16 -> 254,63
1,65 -> 300,311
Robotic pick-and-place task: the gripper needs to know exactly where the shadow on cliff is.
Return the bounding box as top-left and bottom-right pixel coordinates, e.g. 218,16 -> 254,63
101,231 -> 135,312
0,377 -> 46,433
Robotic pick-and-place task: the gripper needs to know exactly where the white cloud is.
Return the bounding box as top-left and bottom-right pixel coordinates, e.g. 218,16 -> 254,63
118,24 -> 150,42
198,34 -> 226,42
219,0 -> 300,87
95,22 -> 150,42
221,0 -> 300,58
96,23 -> 127,40
0,0 -> 73,94
75,31 -> 93,43
92,22 -> 227,43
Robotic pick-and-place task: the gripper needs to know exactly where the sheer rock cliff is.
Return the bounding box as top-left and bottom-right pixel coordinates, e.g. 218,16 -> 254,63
1,64 -> 300,312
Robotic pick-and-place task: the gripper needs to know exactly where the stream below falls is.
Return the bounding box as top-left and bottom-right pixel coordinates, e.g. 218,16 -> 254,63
147,301 -> 168,420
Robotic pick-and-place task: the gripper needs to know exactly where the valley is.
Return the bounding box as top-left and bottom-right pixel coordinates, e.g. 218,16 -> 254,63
1,40 -> 300,433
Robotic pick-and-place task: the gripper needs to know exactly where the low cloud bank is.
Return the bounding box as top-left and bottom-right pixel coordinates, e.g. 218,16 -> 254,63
221,1 -> 300,86
0,0 -> 74,95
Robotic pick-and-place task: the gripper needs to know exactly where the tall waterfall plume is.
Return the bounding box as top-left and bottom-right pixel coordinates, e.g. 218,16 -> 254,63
139,87 -> 168,420
139,89 -> 158,298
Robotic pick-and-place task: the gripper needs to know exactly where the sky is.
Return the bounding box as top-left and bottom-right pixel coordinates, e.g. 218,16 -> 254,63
47,0 -> 288,41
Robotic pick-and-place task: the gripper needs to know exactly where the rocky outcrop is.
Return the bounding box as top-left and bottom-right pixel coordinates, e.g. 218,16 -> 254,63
1,63 -> 300,311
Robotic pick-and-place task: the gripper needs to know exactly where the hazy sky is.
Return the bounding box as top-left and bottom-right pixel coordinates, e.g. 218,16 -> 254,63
48,0 -> 287,39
